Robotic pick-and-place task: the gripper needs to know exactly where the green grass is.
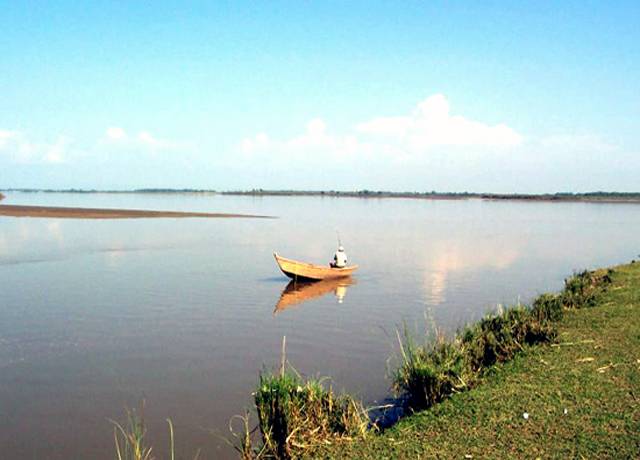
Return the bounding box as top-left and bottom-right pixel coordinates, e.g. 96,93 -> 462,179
393,332 -> 472,411
111,405 -> 191,460
461,305 -> 557,372
110,406 -> 157,460
316,262 -> 640,458
250,368 -> 369,459
392,270 -> 608,413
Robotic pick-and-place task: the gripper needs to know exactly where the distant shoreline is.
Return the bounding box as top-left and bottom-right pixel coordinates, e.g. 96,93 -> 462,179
2,189 -> 640,203
0,204 -> 273,219
222,190 -> 640,203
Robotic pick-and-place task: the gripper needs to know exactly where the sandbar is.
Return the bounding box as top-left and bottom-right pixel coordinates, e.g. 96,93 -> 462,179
0,204 -> 273,219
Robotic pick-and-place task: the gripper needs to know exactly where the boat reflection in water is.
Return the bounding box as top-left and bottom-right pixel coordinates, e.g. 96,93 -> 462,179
274,277 -> 355,314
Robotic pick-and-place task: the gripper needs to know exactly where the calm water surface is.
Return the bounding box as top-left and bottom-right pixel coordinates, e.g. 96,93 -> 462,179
1,192 -> 639,459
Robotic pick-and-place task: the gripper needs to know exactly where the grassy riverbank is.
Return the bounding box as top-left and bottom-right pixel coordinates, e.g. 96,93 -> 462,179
316,261 -> 640,459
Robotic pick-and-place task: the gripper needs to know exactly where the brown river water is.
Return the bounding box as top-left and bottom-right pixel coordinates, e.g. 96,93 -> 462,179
1,192 -> 639,459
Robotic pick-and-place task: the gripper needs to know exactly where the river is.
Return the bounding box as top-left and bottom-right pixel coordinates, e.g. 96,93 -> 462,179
1,192 -> 639,459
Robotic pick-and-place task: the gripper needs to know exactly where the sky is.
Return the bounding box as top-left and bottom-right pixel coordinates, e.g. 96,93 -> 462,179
1,1 -> 639,192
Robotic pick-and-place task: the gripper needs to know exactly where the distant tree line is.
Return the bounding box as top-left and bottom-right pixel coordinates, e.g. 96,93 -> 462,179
2,188 -> 640,202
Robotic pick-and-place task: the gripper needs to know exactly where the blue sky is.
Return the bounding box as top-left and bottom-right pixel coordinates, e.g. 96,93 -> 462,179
1,1 -> 639,191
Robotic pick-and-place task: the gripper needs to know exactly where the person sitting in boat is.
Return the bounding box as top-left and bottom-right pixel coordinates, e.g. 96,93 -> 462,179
330,246 -> 348,268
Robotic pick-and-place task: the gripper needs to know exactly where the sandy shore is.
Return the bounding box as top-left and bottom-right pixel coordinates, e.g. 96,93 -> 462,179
0,204 -> 273,219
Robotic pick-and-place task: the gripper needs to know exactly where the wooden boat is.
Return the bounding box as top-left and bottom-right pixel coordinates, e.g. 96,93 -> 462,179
273,252 -> 358,281
274,277 -> 355,314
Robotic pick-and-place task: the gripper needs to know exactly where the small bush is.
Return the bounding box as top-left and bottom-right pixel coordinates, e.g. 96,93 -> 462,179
394,332 -> 470,411
562,269 -> 613,309
462,307 -> 556,372
254,370 -> 368,459
506,308 -> 556,346
532,293 -> 564,322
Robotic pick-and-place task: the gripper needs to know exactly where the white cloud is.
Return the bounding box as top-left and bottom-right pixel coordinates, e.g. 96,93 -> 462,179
357,94 -> 523,148
106,126 -> 127,141
44,136 -> 70,163
355,116 -> 411,138
0,130 -> 22,159
104,127 -> 179,151
138,131 -> 167,149
287,118 -> 344,152
241,132 -> 270,154
241,118 -> 369,159
240,94 -> 523,159
0,130 -> 71,163
0,130 -> 18,149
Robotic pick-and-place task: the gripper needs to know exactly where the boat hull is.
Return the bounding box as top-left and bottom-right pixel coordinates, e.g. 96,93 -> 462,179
273,253 -> 358,281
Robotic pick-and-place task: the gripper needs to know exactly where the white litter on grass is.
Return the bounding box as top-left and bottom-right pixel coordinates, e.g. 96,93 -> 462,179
523,412 -> 529,420
563,408 -> 568,415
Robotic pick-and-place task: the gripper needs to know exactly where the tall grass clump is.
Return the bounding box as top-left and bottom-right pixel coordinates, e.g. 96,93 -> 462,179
531,293 -> 564,322
393,308 -> 556,410
228,411 -> 256,460
253,368 -> 368,459
111,407 -> 156,460
561,269 -> 613,309
393,331 -> 470,411
462,306 -> 556,371
393,268 -> 614,412
111,405 -> 193,460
